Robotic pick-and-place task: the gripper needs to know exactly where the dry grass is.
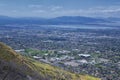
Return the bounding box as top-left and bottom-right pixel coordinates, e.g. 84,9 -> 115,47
0,42 -> 101,80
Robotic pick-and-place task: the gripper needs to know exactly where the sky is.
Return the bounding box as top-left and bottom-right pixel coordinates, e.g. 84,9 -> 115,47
0,0 -> 120,18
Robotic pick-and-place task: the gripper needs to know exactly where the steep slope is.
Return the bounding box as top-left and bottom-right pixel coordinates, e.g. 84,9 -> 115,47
0,42 -> 100,80
0,42 -> 43,80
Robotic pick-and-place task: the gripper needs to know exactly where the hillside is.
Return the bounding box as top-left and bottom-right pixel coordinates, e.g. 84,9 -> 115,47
0,42 -> 100,80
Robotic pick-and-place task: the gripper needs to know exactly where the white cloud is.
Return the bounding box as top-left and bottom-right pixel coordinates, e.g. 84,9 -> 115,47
11,10 -> 18,13
51,6 -> 120,17
87,6 -> 120,13
50,6 -> 63,11
32,10 -> 46,13
6,5 -> 120,18
28,4 -> 42,8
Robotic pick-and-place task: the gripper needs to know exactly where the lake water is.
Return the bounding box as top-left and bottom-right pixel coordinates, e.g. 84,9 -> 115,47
43,25 -> 119,30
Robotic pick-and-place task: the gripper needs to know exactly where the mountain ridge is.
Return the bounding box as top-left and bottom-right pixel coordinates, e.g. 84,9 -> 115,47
0,15 -> 111,25
0,42 -> 100,80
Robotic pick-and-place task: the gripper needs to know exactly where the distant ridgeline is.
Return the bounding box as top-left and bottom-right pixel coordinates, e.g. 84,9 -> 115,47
0,15 -> 109,25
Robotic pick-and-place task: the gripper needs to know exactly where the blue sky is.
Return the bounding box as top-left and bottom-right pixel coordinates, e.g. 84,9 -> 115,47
0,0 -> 120,18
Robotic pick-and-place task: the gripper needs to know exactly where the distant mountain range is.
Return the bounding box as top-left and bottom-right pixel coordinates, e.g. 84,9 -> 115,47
0,15 -> 110,24
0,15 -> 120,27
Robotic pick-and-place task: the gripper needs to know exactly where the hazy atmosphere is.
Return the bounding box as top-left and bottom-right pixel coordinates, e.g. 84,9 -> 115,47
0,0 -> 120,80
0,0 -> 120,17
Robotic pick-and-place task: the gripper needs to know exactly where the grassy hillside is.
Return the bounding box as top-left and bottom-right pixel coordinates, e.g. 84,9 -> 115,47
0,42 -> 100,80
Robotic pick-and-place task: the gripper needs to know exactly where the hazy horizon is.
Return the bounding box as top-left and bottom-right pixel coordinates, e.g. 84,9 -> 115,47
0,0 -> 120,18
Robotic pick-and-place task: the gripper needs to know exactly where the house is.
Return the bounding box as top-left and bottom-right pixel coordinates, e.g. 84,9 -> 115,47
78,54 -> 91,58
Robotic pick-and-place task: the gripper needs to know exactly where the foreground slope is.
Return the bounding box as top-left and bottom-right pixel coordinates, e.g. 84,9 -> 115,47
0,42 -> 100,80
